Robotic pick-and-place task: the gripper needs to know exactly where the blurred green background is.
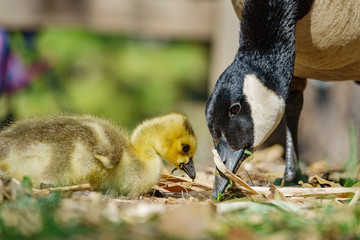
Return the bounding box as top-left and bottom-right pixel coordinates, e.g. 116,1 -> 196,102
2,29 -> 208,129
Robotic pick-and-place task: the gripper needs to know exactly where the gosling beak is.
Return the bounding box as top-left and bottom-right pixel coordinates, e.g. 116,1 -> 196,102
180,158 -> 196,180
211,136 -> 246,199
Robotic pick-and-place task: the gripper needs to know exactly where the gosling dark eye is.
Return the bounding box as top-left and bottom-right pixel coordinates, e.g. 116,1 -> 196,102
182,144 -> 190,153
229,103 -> 241,115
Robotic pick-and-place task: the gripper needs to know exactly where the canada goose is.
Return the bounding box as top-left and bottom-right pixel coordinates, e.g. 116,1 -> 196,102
0,113 -> 197,197
206,0 -> 360,198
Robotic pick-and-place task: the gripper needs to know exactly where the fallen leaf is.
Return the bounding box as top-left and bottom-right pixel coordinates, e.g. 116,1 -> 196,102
309,175 -> 342,188
269,184 -> 287,201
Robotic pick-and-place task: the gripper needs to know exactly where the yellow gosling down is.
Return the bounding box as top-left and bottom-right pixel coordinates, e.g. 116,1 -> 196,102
0,113 -> 197,197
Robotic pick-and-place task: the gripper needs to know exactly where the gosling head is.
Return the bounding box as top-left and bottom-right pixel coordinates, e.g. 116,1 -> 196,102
131,113 -> 197,180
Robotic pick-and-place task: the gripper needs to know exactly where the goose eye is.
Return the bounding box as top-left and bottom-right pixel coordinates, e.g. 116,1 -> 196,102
229,103 -> 241,115
182,144 -> 190,153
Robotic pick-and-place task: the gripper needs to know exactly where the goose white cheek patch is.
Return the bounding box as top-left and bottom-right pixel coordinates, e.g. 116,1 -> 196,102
243,74 -> 285,149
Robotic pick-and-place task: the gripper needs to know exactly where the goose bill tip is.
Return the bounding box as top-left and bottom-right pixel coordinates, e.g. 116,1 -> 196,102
212,136 -> 246,198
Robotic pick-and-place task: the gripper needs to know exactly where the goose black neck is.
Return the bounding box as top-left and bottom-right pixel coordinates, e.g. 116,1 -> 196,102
236,0 -> 312,99
240,0 -> 301,51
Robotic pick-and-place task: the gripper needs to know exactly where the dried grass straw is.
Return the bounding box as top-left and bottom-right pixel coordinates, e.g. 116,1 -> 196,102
212,149 -> 261,195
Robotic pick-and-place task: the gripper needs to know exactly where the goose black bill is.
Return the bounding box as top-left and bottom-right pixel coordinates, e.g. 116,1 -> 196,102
211,136 -> 246,199
180,158 -> 196,180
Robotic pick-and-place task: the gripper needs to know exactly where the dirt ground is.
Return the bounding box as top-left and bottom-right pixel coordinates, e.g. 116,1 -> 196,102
0,145 -> 359,239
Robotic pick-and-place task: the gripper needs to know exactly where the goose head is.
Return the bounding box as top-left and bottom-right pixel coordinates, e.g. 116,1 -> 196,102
206,53 -> 286,198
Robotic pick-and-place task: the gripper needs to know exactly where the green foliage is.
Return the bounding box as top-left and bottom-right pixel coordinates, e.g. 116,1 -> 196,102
1,186 -> 360,239
217,180 -> 232,202
21,176 -> 33,191
343,122 -> 359,180
0,192 -> 96,239
244,149 -> 252,156
9,28 -> 208,128
215,200 -> 360,239
335,123 -> 359,187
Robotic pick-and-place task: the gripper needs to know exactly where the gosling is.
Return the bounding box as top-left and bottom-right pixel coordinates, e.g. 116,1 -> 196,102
0,113 -> 197,197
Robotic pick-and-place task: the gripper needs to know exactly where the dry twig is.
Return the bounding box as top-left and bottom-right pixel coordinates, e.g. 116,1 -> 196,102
32,184 -> 91,196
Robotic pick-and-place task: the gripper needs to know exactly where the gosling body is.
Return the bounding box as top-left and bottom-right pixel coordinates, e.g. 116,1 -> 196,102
0,113 -> 197,197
